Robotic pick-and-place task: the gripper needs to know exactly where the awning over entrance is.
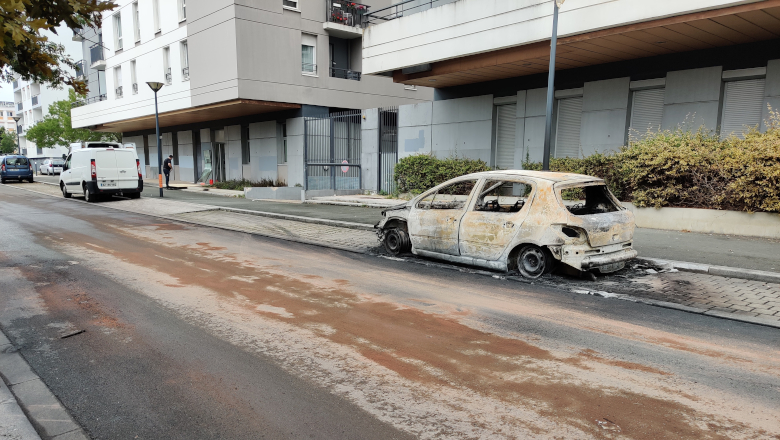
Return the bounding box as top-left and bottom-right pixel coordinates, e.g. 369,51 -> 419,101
393,1 -> 780,88
90,99 -> 302,133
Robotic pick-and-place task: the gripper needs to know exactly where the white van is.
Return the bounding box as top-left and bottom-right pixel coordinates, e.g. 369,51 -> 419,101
59,142 -> 143,202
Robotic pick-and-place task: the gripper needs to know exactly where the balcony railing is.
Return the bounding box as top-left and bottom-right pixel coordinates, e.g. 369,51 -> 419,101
330,67 -> 361,81
116,86 -> 123,98
71,94 -> 107,108
90,44 -> 104,64
327,0 -> 369,27
31,95 -> 39,106
132,83 -> 138,94
302,63 -> 317,74
182,67 -> 189,80
364,0 -> 452,25
17,102 -> 22,110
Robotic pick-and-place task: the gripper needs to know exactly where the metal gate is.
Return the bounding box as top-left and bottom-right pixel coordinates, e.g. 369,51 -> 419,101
378,106 -> 398,194
304,110 -> 362,190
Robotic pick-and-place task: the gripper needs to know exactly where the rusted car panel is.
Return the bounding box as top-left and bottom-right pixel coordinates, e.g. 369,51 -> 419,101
376,170 -> 637,278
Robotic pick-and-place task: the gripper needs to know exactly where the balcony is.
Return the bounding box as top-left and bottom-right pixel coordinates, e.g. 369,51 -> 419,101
116,86 -> 123,99
330,67 -> 361,81
31,95 -> 39,107
90,44 -> 106,70
182,67 -> 189,81
363,0 -> 453,25
12,80 -> 19,89
324,0 -> 369,39
71,94 -> 107,108
72,29 -> 84,41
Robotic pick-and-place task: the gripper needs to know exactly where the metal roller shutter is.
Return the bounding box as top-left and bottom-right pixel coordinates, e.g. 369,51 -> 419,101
555,97 -> 582,158
721,79 -> 765,139
495,104 -> 517,170
630,88 -> 665,140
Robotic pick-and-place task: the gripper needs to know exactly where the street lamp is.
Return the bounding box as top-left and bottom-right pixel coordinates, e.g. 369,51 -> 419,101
542,0 -> 565,171
12,115 -> 21,155
147,81 -> 164,197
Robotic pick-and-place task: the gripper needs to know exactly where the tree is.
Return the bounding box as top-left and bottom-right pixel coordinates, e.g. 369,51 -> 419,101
25,89 -> 121,149
0,0 -> 118,94
0,128 -> 16,154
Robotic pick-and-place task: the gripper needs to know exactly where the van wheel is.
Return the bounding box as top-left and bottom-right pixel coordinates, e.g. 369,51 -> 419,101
84,185 -> 97,203
384,228 -> 411,255
61,184 -> 72,198
516,245 -> 552,279
128,192 -> 141,199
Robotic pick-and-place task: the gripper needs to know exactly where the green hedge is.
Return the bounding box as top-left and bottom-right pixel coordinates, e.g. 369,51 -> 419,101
211,178 -> 286,191
393,109 -> 780,212
394,155 -> 491,195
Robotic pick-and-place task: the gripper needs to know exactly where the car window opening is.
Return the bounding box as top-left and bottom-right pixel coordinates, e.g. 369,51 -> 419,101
565,185 -> 620,215
417,180 -> 476,210
474,180 -> 530,213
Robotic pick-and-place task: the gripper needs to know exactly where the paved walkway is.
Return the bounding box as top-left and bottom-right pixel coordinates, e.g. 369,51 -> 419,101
6,182 -> 780,327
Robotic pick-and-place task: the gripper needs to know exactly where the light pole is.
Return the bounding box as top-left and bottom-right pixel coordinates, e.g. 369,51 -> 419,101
542,0 -> 565,171
146,82 -> 164,197
12,115 -> 21,155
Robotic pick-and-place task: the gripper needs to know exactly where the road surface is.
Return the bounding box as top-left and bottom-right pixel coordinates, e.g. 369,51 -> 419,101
1,183 -> 778,439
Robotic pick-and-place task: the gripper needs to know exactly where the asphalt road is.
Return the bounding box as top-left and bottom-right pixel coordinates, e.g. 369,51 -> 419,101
3,182 -> 778,439
31,174 -> 780,272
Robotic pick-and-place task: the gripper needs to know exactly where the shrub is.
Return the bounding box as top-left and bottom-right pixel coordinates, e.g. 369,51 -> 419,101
394,154 -> 491,194
211,178 -> 287,191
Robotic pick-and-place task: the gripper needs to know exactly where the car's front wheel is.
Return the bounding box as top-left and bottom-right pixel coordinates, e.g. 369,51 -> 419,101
515,245 -> 553,279
384,228 -> 411,255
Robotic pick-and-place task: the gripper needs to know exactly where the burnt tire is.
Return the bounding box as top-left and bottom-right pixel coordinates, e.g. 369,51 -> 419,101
61,184 -> 72,198
516,245 -> 552,279
384,228 -> 410,255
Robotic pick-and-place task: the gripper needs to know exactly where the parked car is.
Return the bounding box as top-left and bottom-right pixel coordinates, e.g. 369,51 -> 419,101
376,170 -> 637,278
60,142 -> 143,202
39,158 -> 65,175
0,155 -> 34,183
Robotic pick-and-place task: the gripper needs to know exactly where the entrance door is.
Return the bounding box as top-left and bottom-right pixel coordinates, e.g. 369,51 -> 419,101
408,179 -> 477,255
459,179 -> 534,260
213,142 -> 226,182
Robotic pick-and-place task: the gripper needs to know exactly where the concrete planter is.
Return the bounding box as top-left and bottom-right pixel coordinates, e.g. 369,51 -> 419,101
623,203 -> 780,239
244,186 -> 303,201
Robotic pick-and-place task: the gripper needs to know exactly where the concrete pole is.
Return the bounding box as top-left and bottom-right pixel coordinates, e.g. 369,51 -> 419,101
155,91 -> 163,198
542,1 -> 560,171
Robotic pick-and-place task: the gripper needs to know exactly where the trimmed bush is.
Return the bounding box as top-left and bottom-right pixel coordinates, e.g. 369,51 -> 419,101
211,178 -> 287,191
394,154 -> 491,194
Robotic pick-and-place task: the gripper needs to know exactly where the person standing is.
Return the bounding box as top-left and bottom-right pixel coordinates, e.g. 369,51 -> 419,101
163,154 -> 173,189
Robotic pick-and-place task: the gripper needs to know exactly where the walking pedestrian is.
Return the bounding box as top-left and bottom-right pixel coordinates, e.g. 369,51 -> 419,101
163,154 -> 173,189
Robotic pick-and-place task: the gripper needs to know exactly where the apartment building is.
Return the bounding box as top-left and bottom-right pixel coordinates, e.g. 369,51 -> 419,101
0,102 -> 16,135
71,0 -> 432,185
360,0 -> 780,175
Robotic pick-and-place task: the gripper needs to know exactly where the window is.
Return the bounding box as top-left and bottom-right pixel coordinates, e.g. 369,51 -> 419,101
130,60 -> 138,94
473,180 -> 530,213
163,47 -> 171,84
301,34 -> 316,75
113,14 -> 123,50
281,123 -> 288,163
283,0 -> 298,10
555,96 -> 583,158
132,2 -> 140,42
153,0 -> 161,33
180,41 -> 189,80
178,0 -> 186,21
416,180 -> 477,210
629,88 -> 665,140
720,78 -> 766,139
114,66 -> 123,98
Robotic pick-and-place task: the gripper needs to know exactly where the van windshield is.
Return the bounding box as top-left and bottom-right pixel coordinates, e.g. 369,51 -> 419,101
561,184 -> 621,215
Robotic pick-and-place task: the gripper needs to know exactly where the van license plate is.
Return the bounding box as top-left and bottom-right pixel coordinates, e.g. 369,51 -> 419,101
102,181 -> 116,188
598,262 -> 625,274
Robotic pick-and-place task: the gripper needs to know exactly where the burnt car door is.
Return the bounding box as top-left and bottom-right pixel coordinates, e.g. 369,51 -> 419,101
458,179 -> 535,260
408,179 -> 478,255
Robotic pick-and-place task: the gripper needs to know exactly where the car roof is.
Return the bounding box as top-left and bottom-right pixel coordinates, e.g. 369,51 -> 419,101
462,170 -> 604,183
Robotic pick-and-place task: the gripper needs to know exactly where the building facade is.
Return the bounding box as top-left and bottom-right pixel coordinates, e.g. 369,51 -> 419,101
0,102 -> 15,135
357,0 -> 780,182
71,0 -> 433,185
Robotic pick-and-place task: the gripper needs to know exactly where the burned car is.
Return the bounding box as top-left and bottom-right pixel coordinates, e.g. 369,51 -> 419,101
376,171 -> 637,278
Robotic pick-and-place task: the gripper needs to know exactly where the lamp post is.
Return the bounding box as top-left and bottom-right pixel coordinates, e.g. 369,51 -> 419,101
146,82 -> 164,197
12,115 -> 21,155
542,0 -> 565,171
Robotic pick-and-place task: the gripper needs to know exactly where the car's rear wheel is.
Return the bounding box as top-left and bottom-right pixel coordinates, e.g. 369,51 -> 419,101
128,192 -> 141,199
384,228 -> 411,255
516,245 -> 552,279
61,184 -> 72,198
27,177 -> 33,183
84,185 -> 97,203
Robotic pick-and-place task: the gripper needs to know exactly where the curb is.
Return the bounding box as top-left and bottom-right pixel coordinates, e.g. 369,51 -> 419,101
0,331 -> 88,440
217,207 -> 376,231
636,257 -> 780,284
303,200 -> 403,209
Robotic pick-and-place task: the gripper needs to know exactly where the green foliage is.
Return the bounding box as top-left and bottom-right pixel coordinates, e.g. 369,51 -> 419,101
394,154 -> 491,194
0,128 -> 17,154
0,0 -> 117,94
210,178 -> 287,191
522,108 -> 780,212
25,89 -> 121,149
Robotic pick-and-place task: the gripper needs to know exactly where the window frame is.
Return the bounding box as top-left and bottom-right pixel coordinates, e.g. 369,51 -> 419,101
162,46 -> 171,84
180,40 -> 189,81
132,2 -> 141,42
283,0 -> 299,11
113,13 -> 123,51
301,33 -> 317,76
153,0 -> 161,34
178,0 -> 187,21
471,179 -> 535,214
130,60 -> 138,94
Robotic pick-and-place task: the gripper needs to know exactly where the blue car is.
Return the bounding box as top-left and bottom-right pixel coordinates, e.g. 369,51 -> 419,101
0,155 -> 34,183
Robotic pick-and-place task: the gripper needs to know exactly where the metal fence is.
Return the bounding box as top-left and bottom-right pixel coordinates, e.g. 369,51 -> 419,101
304,110 -> 362,191
378,107 -> 399,194
364,0 -> 453,25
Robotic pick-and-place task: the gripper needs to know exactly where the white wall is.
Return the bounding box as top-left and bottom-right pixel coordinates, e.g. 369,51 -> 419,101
249,121 -> 278,182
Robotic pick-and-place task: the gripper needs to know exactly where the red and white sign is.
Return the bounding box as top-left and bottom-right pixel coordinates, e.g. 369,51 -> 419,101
341,160 -> 349,173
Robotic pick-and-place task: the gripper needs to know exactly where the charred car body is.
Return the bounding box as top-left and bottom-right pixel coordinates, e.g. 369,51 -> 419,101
376,171 -> 637,278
